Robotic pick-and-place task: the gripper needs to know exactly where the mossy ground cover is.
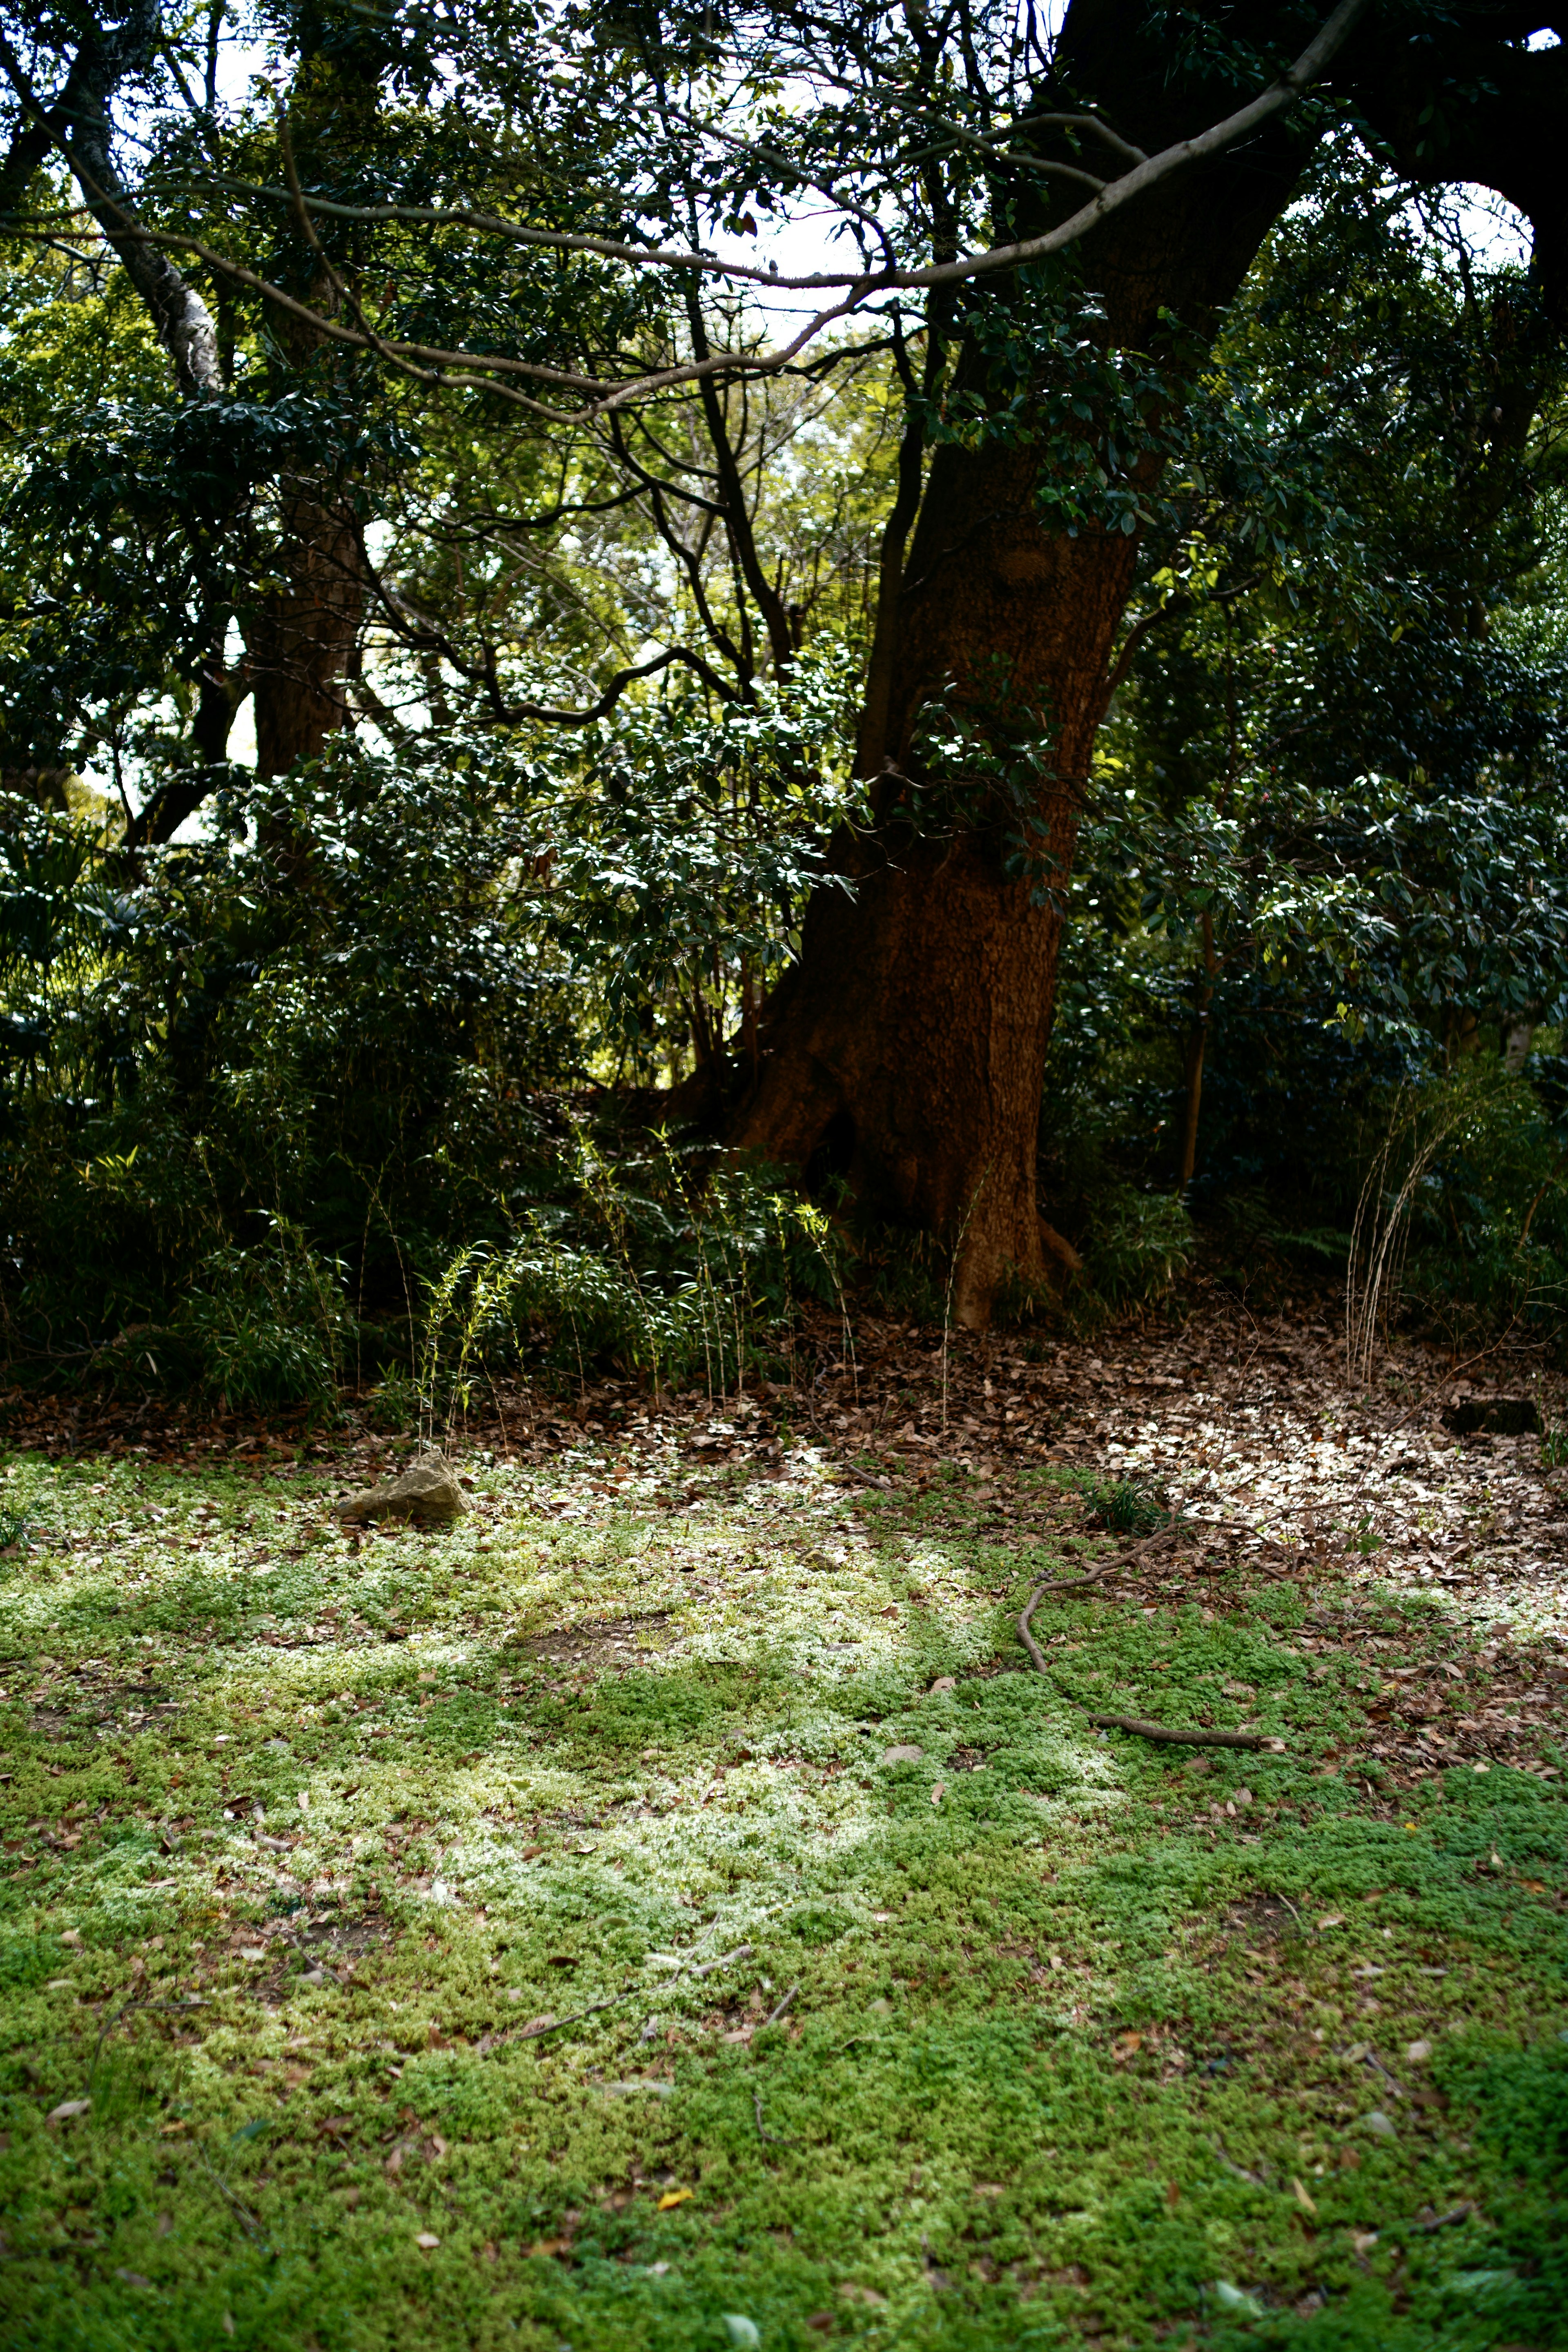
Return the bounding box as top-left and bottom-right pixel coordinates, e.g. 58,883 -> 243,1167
0,1419 -> 1564,2352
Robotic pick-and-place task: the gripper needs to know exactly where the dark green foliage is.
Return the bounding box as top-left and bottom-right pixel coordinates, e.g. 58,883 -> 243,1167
1038,153 -> 1568,1327
0,383 -> 405,828
0,751 -> 566,1390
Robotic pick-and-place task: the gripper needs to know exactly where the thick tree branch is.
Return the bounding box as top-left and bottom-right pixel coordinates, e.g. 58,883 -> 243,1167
36,0 -> 1374,421
0,7 -> 221,396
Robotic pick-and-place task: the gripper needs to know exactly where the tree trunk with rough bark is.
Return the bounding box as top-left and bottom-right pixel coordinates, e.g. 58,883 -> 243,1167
736,22 -> 1312,1321
736,448 -> 1145,1323
729,0 -> 1568,1325
248,482 -> 363,778
245,53 -> 383,780
737,7 -> 1568,1325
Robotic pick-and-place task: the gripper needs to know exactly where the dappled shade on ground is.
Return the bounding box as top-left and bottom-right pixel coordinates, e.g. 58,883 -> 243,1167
1,1303 -> 1565,2350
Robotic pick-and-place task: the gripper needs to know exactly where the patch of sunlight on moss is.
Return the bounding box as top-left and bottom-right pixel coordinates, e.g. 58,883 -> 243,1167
2,1437 -> 1564,2350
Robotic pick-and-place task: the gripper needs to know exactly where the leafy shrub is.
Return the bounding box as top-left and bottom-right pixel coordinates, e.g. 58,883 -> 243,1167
1058,1466 -> 1169,1534
1085,1476 -> 1168,1535
171,1234 -> 352,1406
417,1145 -> 848,1425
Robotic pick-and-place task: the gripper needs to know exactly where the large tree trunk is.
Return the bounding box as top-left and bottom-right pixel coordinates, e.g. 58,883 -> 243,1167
736,459 -> 1142,1322
737,14 -> 1314,1320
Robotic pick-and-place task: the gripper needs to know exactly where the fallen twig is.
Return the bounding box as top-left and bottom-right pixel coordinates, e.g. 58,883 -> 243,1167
690,1942 -> 755,1980
1090,1714 -> 1283,1751
508,1944 -> 757,2048
1408,2201 -> 1475,2234
1212,2136 -> 1267,2187
753,2089 -> 788,2146
88,1996 -> 206,2091
1016,1571 -> 1113,1669
515,1985 -> 646,2042
764,1982 -> 800,2027
1013,1576 -> 1283,1753
196,2136 -> 264,2240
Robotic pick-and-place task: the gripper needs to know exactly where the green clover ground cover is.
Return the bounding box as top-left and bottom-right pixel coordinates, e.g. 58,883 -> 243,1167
0,1439 -> 1564,2352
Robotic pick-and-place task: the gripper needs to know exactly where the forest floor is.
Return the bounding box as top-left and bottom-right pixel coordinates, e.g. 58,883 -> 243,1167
2,1287 -> 1566,2352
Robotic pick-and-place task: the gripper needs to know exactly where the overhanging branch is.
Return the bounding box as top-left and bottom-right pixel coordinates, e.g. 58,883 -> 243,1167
25,0 -> 1374,422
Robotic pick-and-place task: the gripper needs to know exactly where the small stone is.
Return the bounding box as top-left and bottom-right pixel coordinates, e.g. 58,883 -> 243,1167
929,1677 -> 956,1694
1406,2038 -> 1432,2063
1363,2109 -> 1396,2138
880,1744 -> 924,1765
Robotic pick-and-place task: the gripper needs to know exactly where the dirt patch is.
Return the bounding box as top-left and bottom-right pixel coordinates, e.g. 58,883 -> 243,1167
1445,1396 -> 1541,1437
295,1912 -> 395,1960
510,1613 -> 671,1671
248,1910 -> 397,2005
91,1683 -> 178,1724
27,1675 -> 175,1740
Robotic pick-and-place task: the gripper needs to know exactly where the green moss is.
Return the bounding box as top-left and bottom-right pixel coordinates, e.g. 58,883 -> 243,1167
0,1443 -> 1563,2349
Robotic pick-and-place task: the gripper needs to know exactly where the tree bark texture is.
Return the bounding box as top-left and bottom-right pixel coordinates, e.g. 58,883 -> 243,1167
248,482 -> 363,778
1177,912 -> 1218,1192
737,483 -> 1147,1323
737,1 -> 1568,1323
245,55 -> 385,780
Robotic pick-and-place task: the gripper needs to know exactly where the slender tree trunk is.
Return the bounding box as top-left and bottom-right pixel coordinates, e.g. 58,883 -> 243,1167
248,481 -> 363,777
22,7 -> 370,798
61,4 -> 223,401
125,636 -> 251,847
1177,1019 -> 1207,1194
1177,912 -> 1219,1191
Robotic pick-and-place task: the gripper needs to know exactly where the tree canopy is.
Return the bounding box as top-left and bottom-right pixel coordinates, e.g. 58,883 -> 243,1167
2,0 -> 1567,1379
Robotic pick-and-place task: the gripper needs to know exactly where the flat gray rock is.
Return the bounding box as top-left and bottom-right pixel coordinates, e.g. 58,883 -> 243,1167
880,1744 -> 925,1765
